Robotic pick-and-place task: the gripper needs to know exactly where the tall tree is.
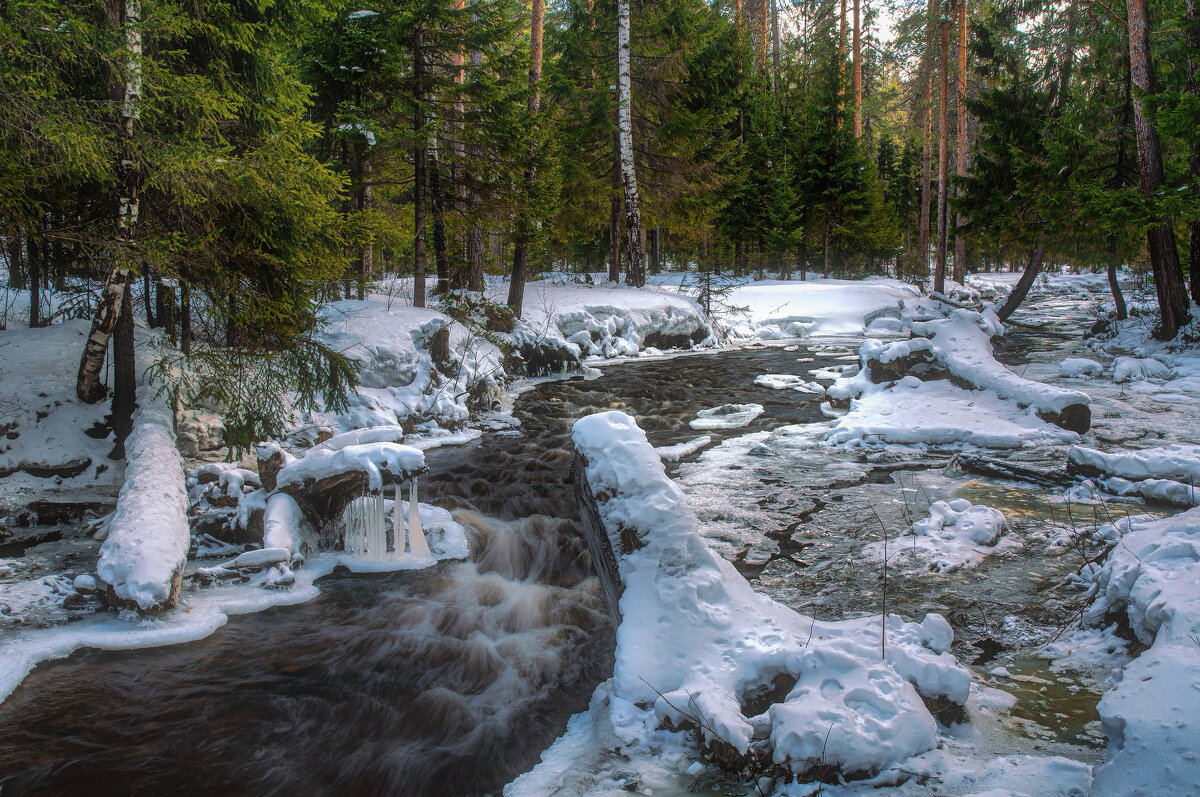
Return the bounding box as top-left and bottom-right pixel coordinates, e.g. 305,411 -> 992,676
1126,0 -> 1189,338
507,0 -> 545,316
953,0 -> 968,282
917,0 -> 936,278
853,0 -> 863,138
616,0 -> 646,286
934,0 -> 950,292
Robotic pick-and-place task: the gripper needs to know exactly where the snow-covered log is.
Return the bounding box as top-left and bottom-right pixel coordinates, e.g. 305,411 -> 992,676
1067,444 -> 1200,506
569,411 -> 970,781
95,397 -> 189,613
911,310 -> 1091,432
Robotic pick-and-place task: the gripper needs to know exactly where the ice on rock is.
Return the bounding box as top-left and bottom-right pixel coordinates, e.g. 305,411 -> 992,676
689,403 -> 765,430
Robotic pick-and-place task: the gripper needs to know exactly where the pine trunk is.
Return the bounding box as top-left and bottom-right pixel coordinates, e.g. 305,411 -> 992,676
508,0 -> 545,315
771,0 -> 781,91
853,0 -> 862,138
110,278 -> 136,458
412,26 -> 428,308
617,0 -> 646,287
1126,0 -> 1190,338
1188,0 -> 1200,303
27,236 -> 41,329
954,0 -> 968,283
917,0 -> 935,278
934,8 -> 950,293
759,0 -> 768,72
431,146 -> 451,296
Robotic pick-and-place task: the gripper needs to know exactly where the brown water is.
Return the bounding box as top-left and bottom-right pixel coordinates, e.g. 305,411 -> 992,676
0,345 -> 847,797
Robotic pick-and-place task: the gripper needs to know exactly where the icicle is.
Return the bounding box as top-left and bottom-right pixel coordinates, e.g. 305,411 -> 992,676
393,485 -> 405,557
372,492 -> 385,560
408,479 -> 430,557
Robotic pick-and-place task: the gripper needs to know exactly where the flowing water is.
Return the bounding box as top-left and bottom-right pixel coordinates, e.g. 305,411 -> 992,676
0,316 -> 1149,792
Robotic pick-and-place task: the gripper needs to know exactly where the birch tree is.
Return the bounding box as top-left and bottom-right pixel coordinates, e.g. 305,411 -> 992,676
616,0 -> 646,287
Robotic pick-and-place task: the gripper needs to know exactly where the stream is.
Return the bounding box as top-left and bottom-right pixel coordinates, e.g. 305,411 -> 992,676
0,293 -> 1159,794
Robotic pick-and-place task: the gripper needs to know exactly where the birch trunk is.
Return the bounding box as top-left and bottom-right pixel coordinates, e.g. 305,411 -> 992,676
77,0 -> 141,404
1126,0 -> 1190,338
617,0 -> 646,287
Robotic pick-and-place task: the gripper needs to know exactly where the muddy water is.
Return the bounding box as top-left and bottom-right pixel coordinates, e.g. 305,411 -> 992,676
0,345 -> 850,797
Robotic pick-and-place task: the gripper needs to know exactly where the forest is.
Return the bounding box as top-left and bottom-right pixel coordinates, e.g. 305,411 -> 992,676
4,0 -> 1200,412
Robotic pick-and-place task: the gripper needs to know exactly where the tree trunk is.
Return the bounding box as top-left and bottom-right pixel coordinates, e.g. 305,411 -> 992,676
609,129 -> 621,283
110,278 -> 136,459
953,0 -> 968,283
650,226 -> 660,273
853,0 -> 862,138
759,0 -> 769,72
838,0 -> 847,117
27,235 -> 41,329
934,5 -> 950,293
1108,239 -> 1128,321
412,25 -> 428,308
359,154 -> 373,301
1188,0 -> 1200,304
995,239 -> 1046,321
1126,0 -> 1190,338
617,0 -> 646,287
77,0 -> 140,404
508,0 -> 545,316
180,278 -> 192,355
771,0 -> 781,91
431,146 -> 452,296
917,0 -> 935,279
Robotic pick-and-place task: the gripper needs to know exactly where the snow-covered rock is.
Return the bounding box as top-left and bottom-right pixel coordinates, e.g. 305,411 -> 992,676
1112,356 -> 1171,383
1059,358 -> 1104,378
1067,445 -> 1200,507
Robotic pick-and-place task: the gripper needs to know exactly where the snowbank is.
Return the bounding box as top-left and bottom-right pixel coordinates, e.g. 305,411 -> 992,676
94,393 -> 189,612
517,411 -> 971,791
1067,445 -> 1200,507
863,498 -> 1013,573
723,278 -> 919,339
1078,507 -> 1200,794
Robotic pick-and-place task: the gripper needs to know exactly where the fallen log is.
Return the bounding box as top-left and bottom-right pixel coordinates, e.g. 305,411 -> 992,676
954,453 -> 1072,488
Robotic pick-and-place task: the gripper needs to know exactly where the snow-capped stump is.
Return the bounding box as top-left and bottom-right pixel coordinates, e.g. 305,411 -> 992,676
274,441 -> 427,524
1066,444 -> 1200,507
570,411 -> 971,784
94,399 -> 190,614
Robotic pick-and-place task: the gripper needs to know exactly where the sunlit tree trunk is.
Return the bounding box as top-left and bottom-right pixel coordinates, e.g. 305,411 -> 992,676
412,25 -> 428,308
1127,0 -> 1190,338
953,0 -> 968,283
916,0 -> 936,279
853,0 -> 862,138
934,4 -> 950,293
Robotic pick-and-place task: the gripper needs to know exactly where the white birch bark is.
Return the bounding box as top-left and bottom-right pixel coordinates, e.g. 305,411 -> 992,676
616,0 -> 646,287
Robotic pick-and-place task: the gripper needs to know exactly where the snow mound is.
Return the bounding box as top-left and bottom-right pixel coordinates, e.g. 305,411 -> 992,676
1080,507 -> 1200,794
865,499 -> 1012,573
753,374 -> 826,394
275,441 -> 425,493
95,394 -> 189,612
546,411 -> 970,787
689,403 -> 765,430
1112,356 -> 1171,383
1059,358 -> 1104,378
724,279 -> 919,339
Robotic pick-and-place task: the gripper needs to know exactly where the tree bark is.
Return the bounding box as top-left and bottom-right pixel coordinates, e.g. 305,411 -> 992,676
853,0 -> 863,138
934,5 -> 950,293
838,0 -> 848,118
110,278 -> 136,458
917,0 -> 936,279
995,239 -> 1046,321
1126,0 -> 1190,338
412,25 -> 428,308
77,0 -> 140,404
1188,0 -> 1200,304
759,0 -> 769,72
617,0 -> 646,287
27,235 -> 41,329
953,0 -> 968,283
771,0 -> 781,91
1107,242 -> 1128,321
508,0 -> 545,315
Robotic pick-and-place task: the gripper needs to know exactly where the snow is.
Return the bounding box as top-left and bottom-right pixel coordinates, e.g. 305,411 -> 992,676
654,435 -> 711,461
721,279 -> 920,339
754,374 -> 826,394
828,377 -> 1079,450
94,393 -> 189,612
1068,444 -> 1200,507
1076,507 -> 1200,794
274,441 -> 425,493
1112,356 -> 1171,383
864,499 -> 1015,573
1059,358 -> 1104,378
689,402 -> 765,430
525,411 -> 971,789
